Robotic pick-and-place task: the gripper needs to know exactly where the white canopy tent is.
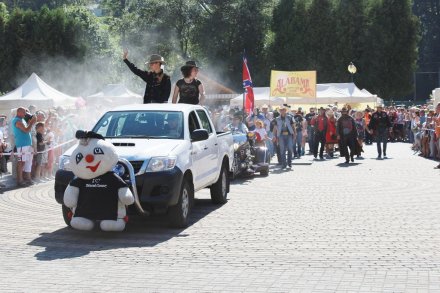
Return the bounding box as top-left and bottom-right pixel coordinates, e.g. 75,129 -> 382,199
286,83 -> 377,104
433,88 -> 440,106
86,84 -> 143,106
230,83 -> 378,109
229,87 -> 286,107
0,73 -> 77,115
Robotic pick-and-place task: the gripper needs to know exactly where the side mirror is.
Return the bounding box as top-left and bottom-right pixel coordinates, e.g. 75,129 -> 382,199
191,129 -> 209,142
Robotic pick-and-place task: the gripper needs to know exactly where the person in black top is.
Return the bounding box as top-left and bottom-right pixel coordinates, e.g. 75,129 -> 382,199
172,61 -> 205,105
34,122 -> 46,182
123,49 -> 171,103
293,110 -> 304,158
304,107 -> 316,154
368,105 -> 392,159
337,108 -> 358,164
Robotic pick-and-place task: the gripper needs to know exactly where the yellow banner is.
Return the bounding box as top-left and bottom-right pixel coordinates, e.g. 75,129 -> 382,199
270,70 -> 317,98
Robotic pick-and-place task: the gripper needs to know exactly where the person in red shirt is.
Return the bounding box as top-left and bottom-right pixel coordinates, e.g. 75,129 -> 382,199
311,107 -> 328,160
325,110 -> 338,158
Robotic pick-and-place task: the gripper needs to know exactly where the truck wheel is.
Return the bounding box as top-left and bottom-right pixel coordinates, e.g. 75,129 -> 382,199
168,179 -> 193,228
62,205 -> 72,227
210,164 -> 228,204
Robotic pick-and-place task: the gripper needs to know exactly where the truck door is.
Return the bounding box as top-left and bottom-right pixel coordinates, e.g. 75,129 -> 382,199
196,109 -> 219,184
188,111 -> 210,189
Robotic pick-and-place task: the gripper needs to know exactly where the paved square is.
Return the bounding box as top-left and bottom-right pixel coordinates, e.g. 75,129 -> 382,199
0,143 -> 439,292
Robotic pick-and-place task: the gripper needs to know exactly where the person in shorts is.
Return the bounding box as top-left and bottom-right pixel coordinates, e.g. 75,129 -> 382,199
12,107 -> 36,187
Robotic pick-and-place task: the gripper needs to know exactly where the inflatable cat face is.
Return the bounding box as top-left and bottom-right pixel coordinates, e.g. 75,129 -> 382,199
69,131 -> 118,180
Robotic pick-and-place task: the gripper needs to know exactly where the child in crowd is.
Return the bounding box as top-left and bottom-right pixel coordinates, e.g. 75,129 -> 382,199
254,120 -> 268,146
35,122 -> 46,182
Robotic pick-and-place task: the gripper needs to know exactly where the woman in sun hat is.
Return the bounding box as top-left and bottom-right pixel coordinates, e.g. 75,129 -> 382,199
123,49 -> 171,103
172,61 -> 206,105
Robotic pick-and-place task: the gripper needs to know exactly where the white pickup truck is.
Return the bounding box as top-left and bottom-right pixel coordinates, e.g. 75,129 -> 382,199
55,104 -> 234,228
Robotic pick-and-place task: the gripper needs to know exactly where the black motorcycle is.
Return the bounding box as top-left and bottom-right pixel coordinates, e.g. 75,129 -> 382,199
231,131 -> 270,178
247,132 -> 270,176
231,132 -> 253,179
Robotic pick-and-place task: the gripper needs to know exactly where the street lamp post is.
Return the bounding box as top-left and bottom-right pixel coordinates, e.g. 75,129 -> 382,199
348,62 -> 357,83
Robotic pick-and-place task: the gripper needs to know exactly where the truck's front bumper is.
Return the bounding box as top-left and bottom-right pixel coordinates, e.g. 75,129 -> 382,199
55,167 -> 184,214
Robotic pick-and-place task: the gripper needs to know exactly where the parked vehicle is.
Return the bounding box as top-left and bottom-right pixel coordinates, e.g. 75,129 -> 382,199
55,104 -> 234,228
231,131 -> 270,178
247,132 -> 270,176
231,132 -> 253,178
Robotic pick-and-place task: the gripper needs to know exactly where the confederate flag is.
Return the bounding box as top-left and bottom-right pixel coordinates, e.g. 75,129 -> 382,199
242,54 -> 254,113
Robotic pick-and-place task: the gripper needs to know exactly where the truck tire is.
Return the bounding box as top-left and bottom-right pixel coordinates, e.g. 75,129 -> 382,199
168,179 -> 193,228
62,205 -> 72,227
210,164 -> 229,204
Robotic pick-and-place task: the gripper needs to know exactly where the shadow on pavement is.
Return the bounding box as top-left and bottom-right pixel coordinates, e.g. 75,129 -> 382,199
28,198 -> 222,261
336,162 -> 361,167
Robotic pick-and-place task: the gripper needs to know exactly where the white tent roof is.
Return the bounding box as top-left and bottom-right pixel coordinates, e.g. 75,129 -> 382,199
230,83 -> 377,107
230,87 -> 285,107
0,73 -> 77,111
87,84 -> 142,104
86,84 -> 143,107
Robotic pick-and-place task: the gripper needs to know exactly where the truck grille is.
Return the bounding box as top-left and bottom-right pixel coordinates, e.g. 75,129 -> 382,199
129,161 -> 144,174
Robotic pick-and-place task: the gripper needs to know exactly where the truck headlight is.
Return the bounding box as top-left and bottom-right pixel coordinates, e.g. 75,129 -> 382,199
59,155 -> 71,171
146,157 -> 177,172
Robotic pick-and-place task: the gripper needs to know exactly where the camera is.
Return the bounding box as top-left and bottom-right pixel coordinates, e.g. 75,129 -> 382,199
24,112 -> 34,122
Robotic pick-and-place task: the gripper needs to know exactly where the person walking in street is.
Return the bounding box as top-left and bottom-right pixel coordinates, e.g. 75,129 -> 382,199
325,110 -> 338,158
172,61 -> 205,105
369,105 -> 392,159
311,107 -> 328,160
123,49 -> 171,103
273,106 -> 295,169
293,110 -> 304,158
12,107 -> 36,187
354,110 -> 368,158
305,107 -> 316,154
337,107 -> 358,164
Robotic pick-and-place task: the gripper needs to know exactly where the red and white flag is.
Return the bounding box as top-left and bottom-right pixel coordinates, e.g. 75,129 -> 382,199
242,54 -> 254,113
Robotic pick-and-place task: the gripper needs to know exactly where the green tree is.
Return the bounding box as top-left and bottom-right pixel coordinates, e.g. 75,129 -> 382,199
271,0 -> 310,74
362,0 -> 419,99
2,0 -> 91,10
305,0 -> 338,82
413,0 -> 440,99
0,5 -> 116,94
333,0 -> 367,83
191,0 -> 270,89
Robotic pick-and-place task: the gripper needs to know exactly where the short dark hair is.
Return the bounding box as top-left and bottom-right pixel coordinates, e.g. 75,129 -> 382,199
180,65 -> 193,78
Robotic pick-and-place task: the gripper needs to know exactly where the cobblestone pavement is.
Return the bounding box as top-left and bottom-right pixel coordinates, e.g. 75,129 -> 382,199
0,143 -> 440,292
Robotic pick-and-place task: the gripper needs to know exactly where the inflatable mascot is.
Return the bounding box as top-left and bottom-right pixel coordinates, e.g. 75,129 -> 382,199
64,130 -> 134,231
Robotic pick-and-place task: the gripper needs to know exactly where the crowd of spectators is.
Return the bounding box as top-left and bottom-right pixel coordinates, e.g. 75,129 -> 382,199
2,101 -> 439,187
209,102 -> 440,169
0,104 -> 100,188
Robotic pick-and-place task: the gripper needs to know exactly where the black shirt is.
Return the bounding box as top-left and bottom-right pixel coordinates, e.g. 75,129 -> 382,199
294,114 -> 303,131
70,172 -> 128,220
305,113 -> 316,126
36,132 -> 45,152
369,111 -> 391,130
124,59 -> 171,103
176,78 -> 202,105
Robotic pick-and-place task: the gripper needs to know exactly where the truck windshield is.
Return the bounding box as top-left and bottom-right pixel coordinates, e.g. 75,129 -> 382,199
92,111 -> 184,139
